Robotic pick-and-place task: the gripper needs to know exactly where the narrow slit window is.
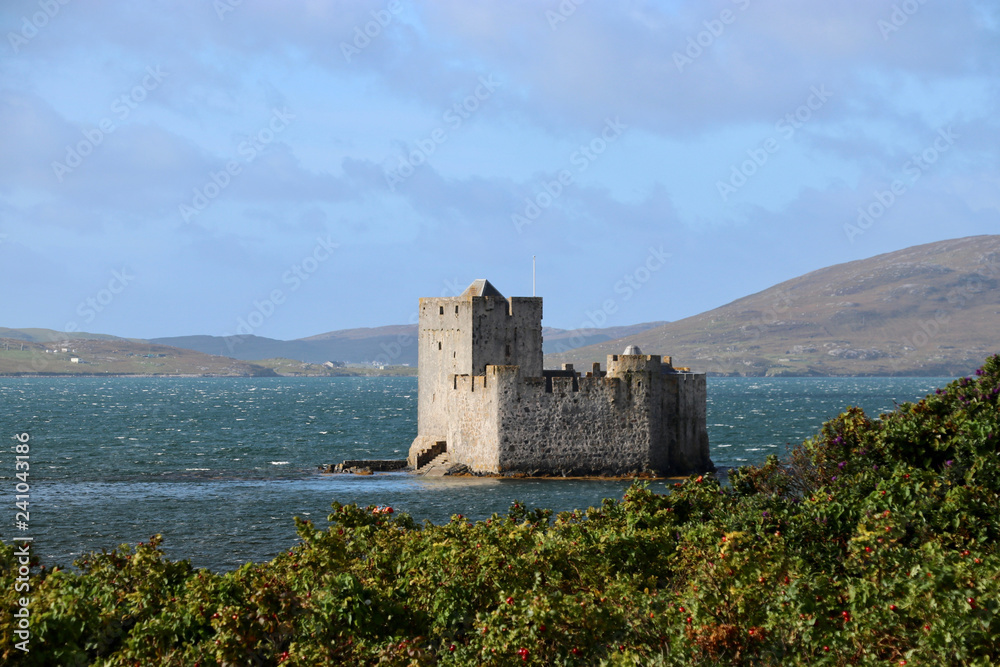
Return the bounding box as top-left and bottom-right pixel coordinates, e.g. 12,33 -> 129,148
455,305 -> 459,314
439,306 -> 444,315
438,342 -> 442,350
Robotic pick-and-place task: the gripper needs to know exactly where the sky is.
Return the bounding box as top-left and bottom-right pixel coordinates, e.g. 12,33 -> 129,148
1,0 -> 998,341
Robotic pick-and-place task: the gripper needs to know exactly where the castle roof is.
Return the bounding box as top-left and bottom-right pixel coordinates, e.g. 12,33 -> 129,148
461,279 -> 505,299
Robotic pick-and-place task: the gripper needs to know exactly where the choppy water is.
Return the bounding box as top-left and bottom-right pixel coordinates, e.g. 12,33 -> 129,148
0,376 -> 947,570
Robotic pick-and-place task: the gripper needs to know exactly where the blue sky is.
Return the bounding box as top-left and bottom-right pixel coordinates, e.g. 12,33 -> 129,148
1,0 -> 998,340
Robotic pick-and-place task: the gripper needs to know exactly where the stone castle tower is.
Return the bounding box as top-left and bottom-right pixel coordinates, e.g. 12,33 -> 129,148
407,279 -> 712,476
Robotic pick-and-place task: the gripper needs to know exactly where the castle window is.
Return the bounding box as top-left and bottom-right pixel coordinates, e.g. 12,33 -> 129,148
438,342 -> 442,350
506,344 -> 511,357
455,305 -> 459,314
439,306 -> 444,315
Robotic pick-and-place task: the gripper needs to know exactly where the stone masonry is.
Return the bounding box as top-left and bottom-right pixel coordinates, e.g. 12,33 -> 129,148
407,280 -> 712,476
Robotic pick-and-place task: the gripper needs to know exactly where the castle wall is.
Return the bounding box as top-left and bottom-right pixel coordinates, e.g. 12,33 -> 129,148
438,361 -> 710,476
491,366 -> 659,475
444,371 -> 502,471
415,296 -> 472,440
659,372 -> 711,473
470,296 -> 542,378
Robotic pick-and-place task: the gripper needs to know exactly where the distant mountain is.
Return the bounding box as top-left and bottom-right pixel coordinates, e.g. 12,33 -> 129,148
153,322 -> 670,365
542,322 -> 667,355
152,327 -> 419,365
546,235 -> 1000,376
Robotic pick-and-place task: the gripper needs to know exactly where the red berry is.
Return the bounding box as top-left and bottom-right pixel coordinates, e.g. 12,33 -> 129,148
823,646 -> 829,652
540,624 -> 546,632
449,645 -> 455,652
890,604 -> 897,611
506,596 -> 514,605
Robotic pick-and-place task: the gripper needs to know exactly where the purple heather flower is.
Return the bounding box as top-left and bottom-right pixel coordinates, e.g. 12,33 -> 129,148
873,465 -> 878,471
838,461 -> 846,469
762,511 -> 769,517
831,476 -> 837,482
945,460 -> 953,467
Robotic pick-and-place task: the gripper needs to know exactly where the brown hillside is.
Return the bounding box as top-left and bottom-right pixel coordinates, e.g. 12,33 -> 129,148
546,235 -> 1000,376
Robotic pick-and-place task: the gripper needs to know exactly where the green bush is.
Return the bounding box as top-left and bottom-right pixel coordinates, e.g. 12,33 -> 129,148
3,356 -> 1000,665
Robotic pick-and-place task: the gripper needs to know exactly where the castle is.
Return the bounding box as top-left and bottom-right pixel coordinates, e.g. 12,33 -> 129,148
406,279 -> 712,476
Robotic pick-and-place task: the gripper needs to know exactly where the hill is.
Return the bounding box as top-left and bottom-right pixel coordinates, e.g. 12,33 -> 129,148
0,337 -> 277,376
0,327 -> 131,343
546,235 -> 1000,376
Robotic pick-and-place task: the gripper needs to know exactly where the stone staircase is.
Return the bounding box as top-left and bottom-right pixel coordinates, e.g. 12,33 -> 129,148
412,439 -> 447,469
417,452 -> 452,476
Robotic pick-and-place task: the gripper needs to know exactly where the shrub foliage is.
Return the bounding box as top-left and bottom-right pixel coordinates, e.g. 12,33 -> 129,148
3,356 -> 1000,665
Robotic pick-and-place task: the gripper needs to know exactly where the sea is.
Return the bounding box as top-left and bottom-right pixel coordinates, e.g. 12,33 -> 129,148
0,376 -> 950,571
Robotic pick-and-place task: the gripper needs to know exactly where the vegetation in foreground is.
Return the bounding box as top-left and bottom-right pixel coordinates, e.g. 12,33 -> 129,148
3,357 -> 1000,665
